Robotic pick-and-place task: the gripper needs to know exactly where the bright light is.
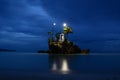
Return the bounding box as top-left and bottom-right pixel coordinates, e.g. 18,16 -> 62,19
61,59 -> 70,74
53,22 -> 56,26
63,23 -> 67,27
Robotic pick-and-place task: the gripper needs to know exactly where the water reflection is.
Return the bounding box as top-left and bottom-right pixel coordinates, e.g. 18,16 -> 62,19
61,59 -> 69,72
52,62 -> 57,71
49,55 -> 71,74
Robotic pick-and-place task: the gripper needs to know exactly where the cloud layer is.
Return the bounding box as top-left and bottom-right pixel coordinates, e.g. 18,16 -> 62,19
0,0 -> 53,51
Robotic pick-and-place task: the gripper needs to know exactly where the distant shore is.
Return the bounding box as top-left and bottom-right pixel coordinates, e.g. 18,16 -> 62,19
0,48 -> 16,52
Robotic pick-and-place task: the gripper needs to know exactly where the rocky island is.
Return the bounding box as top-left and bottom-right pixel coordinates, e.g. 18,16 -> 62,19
38,23 -> 89,54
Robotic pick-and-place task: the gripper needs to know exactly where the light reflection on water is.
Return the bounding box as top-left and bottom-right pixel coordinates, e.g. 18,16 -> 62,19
49,55 -> 71,74
52,61 -> 57,71
51,57 -> 70,74
61,58 -> 70,73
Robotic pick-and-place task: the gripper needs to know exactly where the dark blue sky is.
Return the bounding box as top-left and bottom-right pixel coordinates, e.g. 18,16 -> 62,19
0,0 -> 120,53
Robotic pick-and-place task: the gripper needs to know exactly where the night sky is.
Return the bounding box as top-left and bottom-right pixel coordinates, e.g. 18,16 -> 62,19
0,0 -> 120,53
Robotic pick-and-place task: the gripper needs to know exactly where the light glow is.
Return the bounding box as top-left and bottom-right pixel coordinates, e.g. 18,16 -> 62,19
63,23 -> 67,27
53,22 -> 56,26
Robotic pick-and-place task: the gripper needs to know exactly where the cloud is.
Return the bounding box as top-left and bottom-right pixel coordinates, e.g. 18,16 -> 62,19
0,31 -> 38,38
0,30 -> 47,51
0,30 -> 46,44
0,0 -> 53,51
0,0 -> 53,30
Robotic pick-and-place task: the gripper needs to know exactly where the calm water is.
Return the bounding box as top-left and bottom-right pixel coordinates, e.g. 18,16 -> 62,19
0,52 -> 120,80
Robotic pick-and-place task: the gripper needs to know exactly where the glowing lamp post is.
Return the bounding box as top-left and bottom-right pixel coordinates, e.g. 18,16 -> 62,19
63,23 -> 67,27
63,23 -> 68,40
63,22 -> 68,32
51,22 -> 56,40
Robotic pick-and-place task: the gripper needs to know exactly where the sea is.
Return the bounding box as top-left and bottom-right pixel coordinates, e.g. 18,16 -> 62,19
0,52 -> 120,80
